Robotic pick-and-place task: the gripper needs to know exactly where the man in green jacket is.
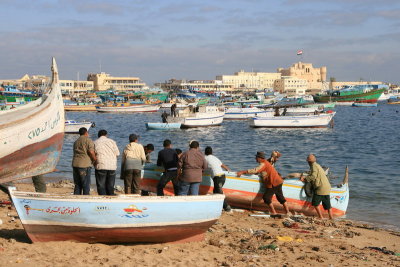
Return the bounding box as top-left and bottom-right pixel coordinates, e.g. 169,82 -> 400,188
300,154 -> 333,219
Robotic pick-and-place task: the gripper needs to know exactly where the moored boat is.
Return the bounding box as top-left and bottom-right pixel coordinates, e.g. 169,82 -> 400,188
313,85 -> 386,103
387,96 -> 400,105
141,164 -> 349,217
64,102 -> 98,111
9,188 -> 225,244
65,120 -> 94,133
224,107 -> 273,120
170,106 -> 225,128
145,122 -> 182,130
249,112 -> 335,128
352,102 -> 378,107
96,103 -> 160,113
0,58 -> 65,184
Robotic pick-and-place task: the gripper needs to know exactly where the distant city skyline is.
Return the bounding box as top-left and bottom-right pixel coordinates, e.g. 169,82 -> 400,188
1,0 -> 399,85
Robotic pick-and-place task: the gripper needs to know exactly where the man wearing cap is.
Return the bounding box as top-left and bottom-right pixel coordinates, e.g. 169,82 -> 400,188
121,134 -> 146,194
300,154 -> 333,219
237,151 -> 290,215
177,140 -> 207,195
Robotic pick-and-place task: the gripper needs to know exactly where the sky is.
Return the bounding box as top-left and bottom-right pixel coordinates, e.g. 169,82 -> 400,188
0,0 -> 399,86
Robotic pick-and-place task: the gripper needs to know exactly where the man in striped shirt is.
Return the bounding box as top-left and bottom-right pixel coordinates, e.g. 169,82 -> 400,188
94,129 -> 120,195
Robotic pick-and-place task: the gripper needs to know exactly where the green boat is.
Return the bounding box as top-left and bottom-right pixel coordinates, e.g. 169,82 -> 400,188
313,85 -> 386,103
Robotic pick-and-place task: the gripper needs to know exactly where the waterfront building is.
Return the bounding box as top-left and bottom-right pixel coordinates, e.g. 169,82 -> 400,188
60,80 -> 94,95
274,76 -> 308,96
87,72 -> 146,92
216,70 -> 281,91
277,62 -> 326,91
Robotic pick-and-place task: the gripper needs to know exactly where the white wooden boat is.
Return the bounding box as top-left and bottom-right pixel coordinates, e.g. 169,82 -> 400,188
65,120 -> 94,133
141,164 -> 349,218
145,122 -> 182,130
0,58 -> 65,184
9,187 -> 224,243
96,103 -> 160,113
249,112 -> 336,128
174,106 -> 224,128
224,107 -> 273,120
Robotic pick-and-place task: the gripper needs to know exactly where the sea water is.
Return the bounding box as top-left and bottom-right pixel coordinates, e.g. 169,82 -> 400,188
55,104 -> 400,229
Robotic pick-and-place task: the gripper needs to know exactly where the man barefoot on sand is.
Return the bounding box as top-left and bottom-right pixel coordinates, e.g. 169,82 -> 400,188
300,154 -> 333,219
237,151 -> 290,215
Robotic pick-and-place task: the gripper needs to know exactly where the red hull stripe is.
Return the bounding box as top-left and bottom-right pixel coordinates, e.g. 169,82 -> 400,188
23,220 -> 217,244
0,133 -> 64,183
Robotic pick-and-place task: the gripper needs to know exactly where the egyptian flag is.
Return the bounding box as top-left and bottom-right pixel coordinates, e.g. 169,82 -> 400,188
297,50 -> 303,55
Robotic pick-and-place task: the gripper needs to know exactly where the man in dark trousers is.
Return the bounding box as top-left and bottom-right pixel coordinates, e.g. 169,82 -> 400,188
177,140 -> 207,195
157,139 -> 179,195
72,127 -> 97,195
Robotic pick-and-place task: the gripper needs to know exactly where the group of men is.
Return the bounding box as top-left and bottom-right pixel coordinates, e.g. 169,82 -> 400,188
70,127 -> 333,218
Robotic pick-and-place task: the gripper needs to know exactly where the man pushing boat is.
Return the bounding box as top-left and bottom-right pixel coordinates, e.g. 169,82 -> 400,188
237,151 -> 290,215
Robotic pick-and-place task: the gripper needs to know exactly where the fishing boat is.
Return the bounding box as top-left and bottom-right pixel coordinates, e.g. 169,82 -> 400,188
224,107 -> 273,120
145,122 -> 182,130
141,164 -> 349,217
96,103 -> 160,113
9,187 -> 224,243
282,106 -> 324,115
0,58 -> 65,184
65,120 -> 94,133
64,102 -> 98,111
352,102 -> 378,107
313,84 -> 386,103
249,112 -> 335,128
173,106 -> 224,128
387,96 -> 400,105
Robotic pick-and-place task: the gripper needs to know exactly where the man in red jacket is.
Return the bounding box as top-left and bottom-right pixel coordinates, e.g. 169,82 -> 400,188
237,151 -> 290,215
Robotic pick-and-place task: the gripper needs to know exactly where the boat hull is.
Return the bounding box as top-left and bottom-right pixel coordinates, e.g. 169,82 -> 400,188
0,58 -> 65,183
145,123 -> 182,130
64,104 -> 97,111
96,104 -> 160,113
141,165 -> 349,218
224,108 -> 273,120
313,88 -> 385,103
65,122 -> 93,133
181,114 -> 224,128
249,113 -> 335,128
10,190 -> 224,244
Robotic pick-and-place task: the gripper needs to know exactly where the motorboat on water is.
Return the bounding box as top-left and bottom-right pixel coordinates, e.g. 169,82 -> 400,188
170,105 -> 225,128
249,111 -> 336,128
224,107 -> 274,120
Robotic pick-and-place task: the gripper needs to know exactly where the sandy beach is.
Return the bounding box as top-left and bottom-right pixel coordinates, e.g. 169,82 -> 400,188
1,182 -> 399,267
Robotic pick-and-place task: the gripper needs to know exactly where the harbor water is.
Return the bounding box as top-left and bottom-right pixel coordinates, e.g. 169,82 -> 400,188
55,104 -> 400,229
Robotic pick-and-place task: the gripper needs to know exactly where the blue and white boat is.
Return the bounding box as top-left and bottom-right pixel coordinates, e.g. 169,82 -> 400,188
352,102 -> 378,107
145,122 -> 182,130
9,187 -> 224,244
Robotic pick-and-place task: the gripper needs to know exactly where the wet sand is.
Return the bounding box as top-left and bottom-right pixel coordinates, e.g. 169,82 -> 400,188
0,181 -> 399,267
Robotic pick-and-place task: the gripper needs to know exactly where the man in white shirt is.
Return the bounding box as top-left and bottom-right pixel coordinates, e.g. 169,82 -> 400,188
204,146 -> 232,211
94,129 -> 120,195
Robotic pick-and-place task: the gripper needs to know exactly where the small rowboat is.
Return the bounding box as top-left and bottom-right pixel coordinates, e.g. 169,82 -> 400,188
145,122 -> 182,130
141,164 -> 349,218
9,187 -> 224,244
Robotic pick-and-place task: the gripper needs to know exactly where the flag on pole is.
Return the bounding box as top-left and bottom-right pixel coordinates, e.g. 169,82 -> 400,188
297,50 -> 303,55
